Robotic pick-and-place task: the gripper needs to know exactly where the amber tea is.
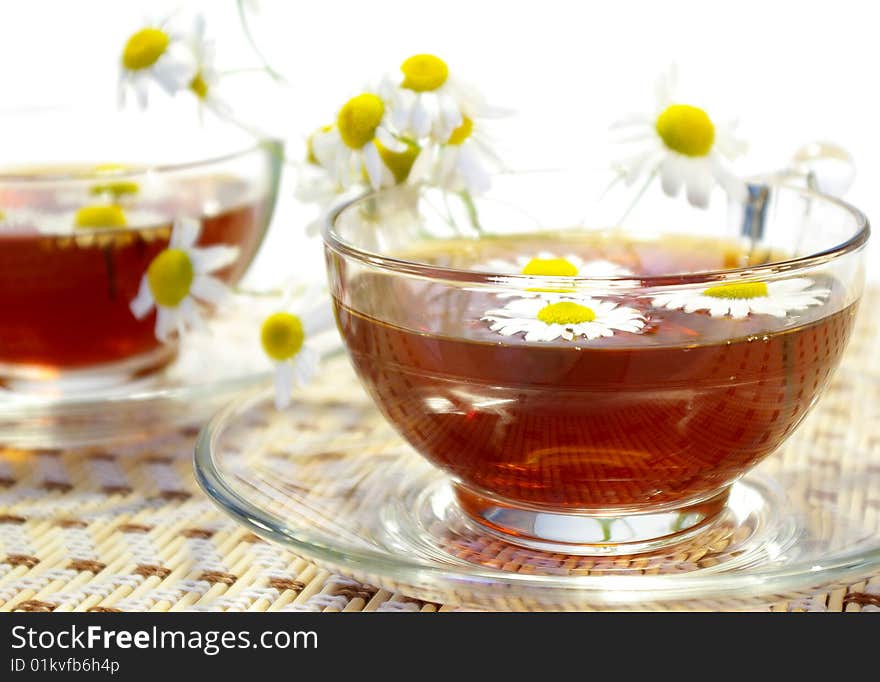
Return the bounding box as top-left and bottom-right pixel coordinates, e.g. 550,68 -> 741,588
333,234 -> 856,518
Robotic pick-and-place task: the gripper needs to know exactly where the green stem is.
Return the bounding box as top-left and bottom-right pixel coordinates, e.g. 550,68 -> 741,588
459,190 -> 484,235
617,168 -> 658,227
236,0 -> 286,83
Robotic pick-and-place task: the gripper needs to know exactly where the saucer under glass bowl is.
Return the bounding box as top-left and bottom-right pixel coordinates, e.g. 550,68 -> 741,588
195,355 -> 880,611
0,292 -> 341,449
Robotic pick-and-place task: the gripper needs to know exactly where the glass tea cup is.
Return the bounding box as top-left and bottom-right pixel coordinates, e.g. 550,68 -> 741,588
0,109 -> 282,391
323,171 -> 868,554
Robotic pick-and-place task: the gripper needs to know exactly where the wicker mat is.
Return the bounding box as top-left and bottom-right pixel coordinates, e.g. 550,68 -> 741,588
1,289 -> 878,613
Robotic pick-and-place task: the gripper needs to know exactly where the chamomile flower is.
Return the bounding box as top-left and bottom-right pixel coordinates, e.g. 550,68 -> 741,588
311,93 -> 407,191
35,204 -> 167,236
482,296 -> 646,342
297,123 -> 421,235
651,278 -> 830,319
473,254 -> 636,298
260,286 -> 333,409
611,66 -> 746,208
383,54 -> 481,142
477,253 -> 634,277
130,217 -> 239,341
409,115 -> 499,194
186,14 -> 233,119
118,16 -> 197,109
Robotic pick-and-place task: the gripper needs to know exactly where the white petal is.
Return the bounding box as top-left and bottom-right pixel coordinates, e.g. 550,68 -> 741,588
189,275 -> 228,305
155,306 -> 175,342
660,156 -> 684,197
274,362 -> 295,410
362,143 -> 384,190
152,54 -> 196,95
411,95 -> 432,138
130,277 -> 155,319
375,126 -> 406,152
177,295 -> 205,334
293,345 -> 320,384
685,168 -> 713,209
189,245 -> 239,273
171,217 -> 201,249
767,278 -> 814,294
728,300 -> 752,319
134,77 -> 150,109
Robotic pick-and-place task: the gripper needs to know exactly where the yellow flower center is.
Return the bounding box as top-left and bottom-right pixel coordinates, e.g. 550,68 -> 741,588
74,204 -> 127,229
521,258 -> 579,277
376,139 -> 420,183
655,104 -> 715,157
337,94 -> 385,150
189,70 -> 209,99
261,312 -> 305,361
703,282 -> 769,299
447,117 -> 474,145
122,28 -> 170,71
0,210 -> 6,221
401,54 -> 449,92
537,301 -> 596,325
147,249 -> 194,307
306,124 -> 334,165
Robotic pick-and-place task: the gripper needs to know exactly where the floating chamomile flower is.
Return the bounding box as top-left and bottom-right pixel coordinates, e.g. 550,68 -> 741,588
482,296 -> 646,342
651,278 -> 830,319
130,217 -> 239,341
477,253 -> 634,277
260,285 -> 334,409
612,67 -> 746,208
118,16 -> 196,108
311,93 -> 407,191
474,254 -> 635,298
409,116 -> 499,194
35,204 -> 166,235
186,14 -> 233,119
382,53 -> 479,142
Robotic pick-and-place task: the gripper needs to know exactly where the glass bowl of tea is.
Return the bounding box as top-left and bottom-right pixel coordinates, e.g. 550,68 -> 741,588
324,170 -> 868,555
0,109 -> 281,391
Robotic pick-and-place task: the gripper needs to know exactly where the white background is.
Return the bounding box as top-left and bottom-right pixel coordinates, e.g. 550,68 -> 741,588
1,0 -> 877,282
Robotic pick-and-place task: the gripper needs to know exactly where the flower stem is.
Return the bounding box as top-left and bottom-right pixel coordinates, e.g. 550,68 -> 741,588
617,168 -> 658,226
459,191 -> 484,235
236,0 -> 287,83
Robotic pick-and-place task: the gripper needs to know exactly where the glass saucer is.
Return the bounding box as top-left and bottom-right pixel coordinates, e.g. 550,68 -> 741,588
195,355 -> 880,611
0,293 -> 340,449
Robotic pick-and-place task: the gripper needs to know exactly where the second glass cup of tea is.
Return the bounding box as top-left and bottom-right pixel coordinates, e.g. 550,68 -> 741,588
0,109 -> 282,391
323,171 -> 868,554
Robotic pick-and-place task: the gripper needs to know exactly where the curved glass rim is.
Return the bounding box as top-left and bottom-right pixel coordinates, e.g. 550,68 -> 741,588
323,180 -> 871,288
0,138 -> 284,183
0,138 -> 284,238
193,373 -> 880,605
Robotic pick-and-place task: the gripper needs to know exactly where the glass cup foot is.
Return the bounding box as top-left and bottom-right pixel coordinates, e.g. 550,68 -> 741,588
453,483 -> 731,556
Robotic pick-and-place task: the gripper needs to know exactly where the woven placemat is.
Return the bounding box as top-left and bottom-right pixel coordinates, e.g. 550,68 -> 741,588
1,289 -> 878,613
